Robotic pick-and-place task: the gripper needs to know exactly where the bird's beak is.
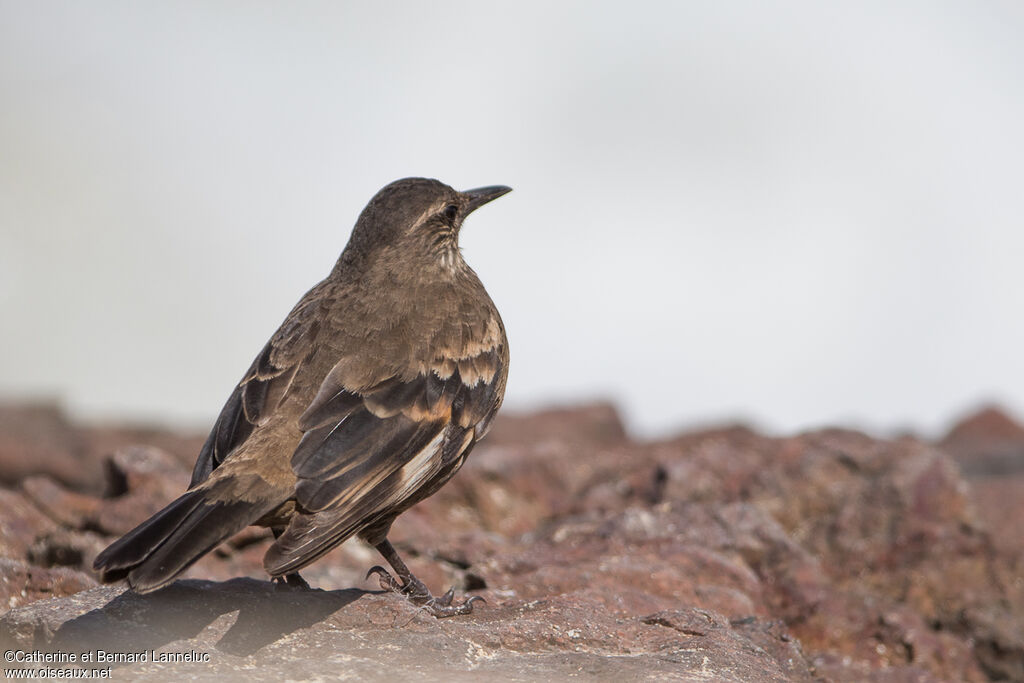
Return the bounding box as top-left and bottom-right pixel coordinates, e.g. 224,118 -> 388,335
463,185 -> 513,215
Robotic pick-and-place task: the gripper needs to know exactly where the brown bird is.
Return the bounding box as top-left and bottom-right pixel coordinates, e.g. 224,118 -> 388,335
93,178 -> 511,617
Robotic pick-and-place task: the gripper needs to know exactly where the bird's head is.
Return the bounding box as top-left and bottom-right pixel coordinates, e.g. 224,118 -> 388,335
339,178 -> 511,274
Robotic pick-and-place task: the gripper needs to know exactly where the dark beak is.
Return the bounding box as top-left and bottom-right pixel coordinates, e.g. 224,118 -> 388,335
463,185 -> 512,214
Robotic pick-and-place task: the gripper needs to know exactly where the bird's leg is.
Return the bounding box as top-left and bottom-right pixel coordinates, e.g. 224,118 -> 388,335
366,539 -> 482,618
270,527 -> 311,590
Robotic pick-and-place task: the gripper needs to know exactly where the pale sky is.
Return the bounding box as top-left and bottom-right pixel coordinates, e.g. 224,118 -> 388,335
2,1 -> 1023,437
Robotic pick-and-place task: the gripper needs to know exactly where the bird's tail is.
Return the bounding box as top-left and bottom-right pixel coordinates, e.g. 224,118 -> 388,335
93,480 -> 282,593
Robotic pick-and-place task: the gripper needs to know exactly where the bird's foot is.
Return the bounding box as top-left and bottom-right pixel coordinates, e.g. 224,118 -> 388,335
272,571 -> 311,590
366,566 -> 483,618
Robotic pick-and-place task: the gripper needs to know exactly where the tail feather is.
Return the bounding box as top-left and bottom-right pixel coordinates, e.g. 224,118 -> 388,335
92,491 -> 205,581
93,485 -> 281,593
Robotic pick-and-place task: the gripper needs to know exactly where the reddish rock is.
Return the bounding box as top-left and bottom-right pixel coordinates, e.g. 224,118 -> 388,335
21,476 -> 102,530
26,530 -> 108,573
79,424 -> 207,475
0,489 -> 57,560
484,401 -> 628,448
0,558 -> 97,612
0,401 -> 1022,681
937,405 -> 1024,570
939,405 -> 1024,476
0,402 -> 206,495
94,446 -> 192,536
0,580 -> 818,681
0,403 -> 100,491
943,405 -> 1024,444
969,477 -> 1024,557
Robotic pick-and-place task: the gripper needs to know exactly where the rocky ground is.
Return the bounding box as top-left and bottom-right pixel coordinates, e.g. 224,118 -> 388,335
0,400 -> 1021,681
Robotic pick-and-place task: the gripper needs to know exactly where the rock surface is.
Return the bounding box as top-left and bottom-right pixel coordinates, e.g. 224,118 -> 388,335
0,401 -> 1021,681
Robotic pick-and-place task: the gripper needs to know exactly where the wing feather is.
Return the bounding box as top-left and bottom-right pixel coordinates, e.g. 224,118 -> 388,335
189,287 -> 323,488
264,337 -> 506,575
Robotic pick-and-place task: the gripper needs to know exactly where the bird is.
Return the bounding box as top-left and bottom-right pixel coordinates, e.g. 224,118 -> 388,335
93,177 -> 511,617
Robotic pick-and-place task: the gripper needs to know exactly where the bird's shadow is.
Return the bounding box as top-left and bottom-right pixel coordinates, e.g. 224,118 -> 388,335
51,578 -> 370,658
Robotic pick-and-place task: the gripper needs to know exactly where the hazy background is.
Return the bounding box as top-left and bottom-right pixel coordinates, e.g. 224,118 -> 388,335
2,1 -> 1022,438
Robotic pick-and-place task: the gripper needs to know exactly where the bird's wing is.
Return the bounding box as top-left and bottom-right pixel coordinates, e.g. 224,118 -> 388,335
263,331 -> 507,575
189,286 -> 324,488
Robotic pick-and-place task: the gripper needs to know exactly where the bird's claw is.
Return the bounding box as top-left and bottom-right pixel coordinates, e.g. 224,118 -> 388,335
365,565 -> 389,581
366,565 -> 403,592
367,566 -> 484,618
435,587 -> 456,607
421,594 -> 485,618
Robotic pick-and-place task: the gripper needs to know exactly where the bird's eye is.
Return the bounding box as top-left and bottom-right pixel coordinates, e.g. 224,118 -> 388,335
442,204 -> 459,222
